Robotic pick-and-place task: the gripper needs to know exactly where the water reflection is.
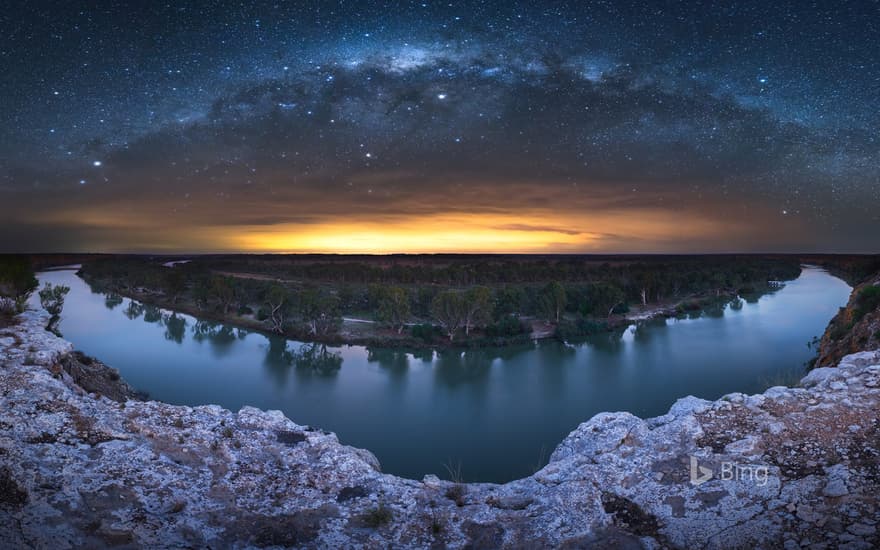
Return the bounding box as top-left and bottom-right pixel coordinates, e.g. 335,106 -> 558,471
143,304 -> 162,324
104,293 -> 123,310
293,343 -> 342,377
163,313 -> 187,344
367,348 -> 410,377
262,339 -> 344,386
34,267 -> 851,483
124,300 -> 144,320
191,321 -> 237,357
263,337 -> 295,386
434,349 -> 494,387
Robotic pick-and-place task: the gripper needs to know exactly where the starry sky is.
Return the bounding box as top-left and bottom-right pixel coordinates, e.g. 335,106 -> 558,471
1,1 -> 878,254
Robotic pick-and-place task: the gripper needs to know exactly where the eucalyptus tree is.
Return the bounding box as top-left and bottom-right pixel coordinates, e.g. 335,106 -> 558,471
299,289 -> 342,336
540,281 -> 567,323
374,286 -> 411,333
431,290 -> 465,341
462,286 -> 493,336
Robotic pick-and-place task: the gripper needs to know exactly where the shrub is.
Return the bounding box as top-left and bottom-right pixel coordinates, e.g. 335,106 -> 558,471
410,323 -> 440,342
486,315 -> 529,338
445,484 -> 466,507
853,285 -> 880,321
38,283 -> 70,317
0,256 -> 38,314
555,317 -> 607,339
363,505 -> 393,527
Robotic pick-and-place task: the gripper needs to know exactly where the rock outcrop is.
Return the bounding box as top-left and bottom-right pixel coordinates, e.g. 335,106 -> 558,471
816,272 -> 880,368
2,310 -> 879,548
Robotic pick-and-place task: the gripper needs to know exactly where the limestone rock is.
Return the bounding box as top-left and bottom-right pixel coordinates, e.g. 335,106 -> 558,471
1,309 -> 879,548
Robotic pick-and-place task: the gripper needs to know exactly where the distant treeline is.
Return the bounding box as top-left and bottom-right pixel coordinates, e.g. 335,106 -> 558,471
78,255 -> 803,345
800,255 -> 880,286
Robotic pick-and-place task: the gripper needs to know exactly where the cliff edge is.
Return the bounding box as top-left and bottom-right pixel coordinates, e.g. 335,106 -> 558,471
1,310 -> 879,548
815,271 -> 880,368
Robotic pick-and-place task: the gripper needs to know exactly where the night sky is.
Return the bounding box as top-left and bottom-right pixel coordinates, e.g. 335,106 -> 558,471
2,1 -> 878,253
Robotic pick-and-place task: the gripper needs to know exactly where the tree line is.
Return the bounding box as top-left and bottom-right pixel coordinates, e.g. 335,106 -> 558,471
78,256 -> 803,344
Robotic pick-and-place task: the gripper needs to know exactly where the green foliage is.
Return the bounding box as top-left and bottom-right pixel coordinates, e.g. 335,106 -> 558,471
410,323 -> 441,342
191,276 -> 212,310
555,317 -> 608,339
431,290 -> 465,341
486,315 -> 530,338
579,282 -> 626,317
264,284 -> 292,333
494,286 -> 527,318
462,286 -> 493,335
76,255 -> 806,346
362,505 -> 393,528
539,281 -> 566,323
162,269 -> 187,303
853,285 -> 880,321
298,288 -> 341,336
0,255 -> 38,313
210,276 -> 236,313
38,283 -> 70,317
373,286 -> 411,332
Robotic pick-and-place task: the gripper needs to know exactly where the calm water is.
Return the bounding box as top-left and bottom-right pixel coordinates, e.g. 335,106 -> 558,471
34,267 -> 850,482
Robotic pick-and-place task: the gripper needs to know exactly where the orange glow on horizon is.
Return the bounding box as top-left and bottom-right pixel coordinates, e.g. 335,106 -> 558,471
234,218 -> 590,253
228,211 -> 732,254
28,196 -> 804,253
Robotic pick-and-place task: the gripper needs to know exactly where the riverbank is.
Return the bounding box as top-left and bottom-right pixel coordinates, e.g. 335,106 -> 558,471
3,308 -> 880,547
76,267 -> 780,351
76,270 -> 583,349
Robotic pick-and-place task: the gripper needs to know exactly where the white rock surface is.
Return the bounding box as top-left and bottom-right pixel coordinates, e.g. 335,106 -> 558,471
1,310 -> 879,548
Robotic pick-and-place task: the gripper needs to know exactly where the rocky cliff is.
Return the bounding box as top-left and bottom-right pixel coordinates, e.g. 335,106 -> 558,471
2,310 -> 879,549
816,272 -> 880,368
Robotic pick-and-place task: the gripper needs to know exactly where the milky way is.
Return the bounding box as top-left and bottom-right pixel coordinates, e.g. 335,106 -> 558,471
1,1 -> 878,253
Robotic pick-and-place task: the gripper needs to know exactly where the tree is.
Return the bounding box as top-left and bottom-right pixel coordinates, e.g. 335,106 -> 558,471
583,282 -> 625,318
191,277 -> 211,311
38,282 -> 70,331
374,286 -> 411,333
162,269 -> 187,304
635,270 -> 655,306
431,291 -> 465,341
264,284 -> 291,334
462,286 -> 493,336
494,286 -> 525,318
0,255 -> 38,314
210,276 -> 235,314
299,289 -> 341,336
540,281 -> 566,323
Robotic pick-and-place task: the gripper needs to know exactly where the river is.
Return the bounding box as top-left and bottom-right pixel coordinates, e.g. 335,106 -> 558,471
34,266 -> 850,482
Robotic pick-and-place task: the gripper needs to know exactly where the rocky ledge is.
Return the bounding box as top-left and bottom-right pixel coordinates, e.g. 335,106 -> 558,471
1,311 -> 879,549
